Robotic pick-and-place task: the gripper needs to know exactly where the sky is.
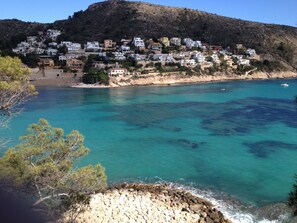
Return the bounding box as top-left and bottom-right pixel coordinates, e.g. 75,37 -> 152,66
0,0 -> 296,27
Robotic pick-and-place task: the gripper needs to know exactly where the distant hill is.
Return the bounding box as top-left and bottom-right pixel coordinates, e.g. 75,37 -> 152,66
0,0 -> 296,69
0,19 -> 46,49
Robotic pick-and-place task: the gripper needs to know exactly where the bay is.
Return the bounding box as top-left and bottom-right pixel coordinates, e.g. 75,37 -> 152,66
2,79 -> 297,213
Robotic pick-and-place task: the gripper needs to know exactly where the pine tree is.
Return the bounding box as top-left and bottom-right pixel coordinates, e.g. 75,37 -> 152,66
0,119 -> 107,217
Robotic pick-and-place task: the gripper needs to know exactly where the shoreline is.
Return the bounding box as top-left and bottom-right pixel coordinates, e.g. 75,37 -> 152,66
29,71 -> 297,88
62,183 -> 232,223
68,71 -> 297,89
61,183 -> 296,223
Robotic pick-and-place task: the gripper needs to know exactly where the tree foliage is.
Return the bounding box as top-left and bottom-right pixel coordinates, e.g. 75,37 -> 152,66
19,52 -> 40,68
0,56 -> 36,116
82,68 -> 109,85
0,119 -> 107,215
288,175 -> 297,215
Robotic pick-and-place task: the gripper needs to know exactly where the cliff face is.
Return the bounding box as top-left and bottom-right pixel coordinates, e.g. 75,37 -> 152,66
1,0 -> 297,69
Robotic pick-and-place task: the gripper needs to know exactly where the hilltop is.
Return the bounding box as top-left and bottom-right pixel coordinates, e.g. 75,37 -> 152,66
0,0 -> 296,69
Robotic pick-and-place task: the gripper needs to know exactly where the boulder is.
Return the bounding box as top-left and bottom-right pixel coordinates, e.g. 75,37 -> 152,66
190,204 -> 203,213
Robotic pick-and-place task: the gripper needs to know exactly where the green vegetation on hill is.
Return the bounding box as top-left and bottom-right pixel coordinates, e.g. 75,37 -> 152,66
250,60 -> 284,72
82,56 -> 110,85
83,68 -> 109,85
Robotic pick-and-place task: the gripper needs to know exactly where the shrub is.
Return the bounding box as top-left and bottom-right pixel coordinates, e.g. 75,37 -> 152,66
82,68 -> 109,85
289,175 -> 297,215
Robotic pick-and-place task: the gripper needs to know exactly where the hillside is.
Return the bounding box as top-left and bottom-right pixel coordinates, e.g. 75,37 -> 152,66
0,0 -> 296,69
0,19 -> 46,50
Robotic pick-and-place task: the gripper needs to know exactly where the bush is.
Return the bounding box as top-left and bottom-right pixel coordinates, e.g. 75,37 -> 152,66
276,42 -> 294,64
19,53 -> 40,68
83,68 -> 109,85
250,60 -> 283,72
289,175 -> 297,215
141,70 -> 149,74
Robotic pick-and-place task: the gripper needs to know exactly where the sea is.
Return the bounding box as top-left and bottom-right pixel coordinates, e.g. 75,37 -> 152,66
1,79 -> 297,222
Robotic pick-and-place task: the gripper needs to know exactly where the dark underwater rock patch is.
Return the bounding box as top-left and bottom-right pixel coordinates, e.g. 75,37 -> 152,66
171,139 -> 207,150
101,97 -> 297,136
243,140 -> 297,158
200,97 -> 297,136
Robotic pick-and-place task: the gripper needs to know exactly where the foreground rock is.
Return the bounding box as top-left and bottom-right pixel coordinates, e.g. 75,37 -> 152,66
62,183 -> 232,223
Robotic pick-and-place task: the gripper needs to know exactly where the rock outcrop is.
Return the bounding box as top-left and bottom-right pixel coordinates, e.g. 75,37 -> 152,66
109,71 -> 297,87
62,183 -> 232,223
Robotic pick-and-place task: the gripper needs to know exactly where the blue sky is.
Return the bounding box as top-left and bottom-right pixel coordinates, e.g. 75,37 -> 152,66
0,0 -> 296,27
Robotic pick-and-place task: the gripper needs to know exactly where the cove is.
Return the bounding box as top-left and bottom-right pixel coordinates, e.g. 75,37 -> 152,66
1,79 -> 297,208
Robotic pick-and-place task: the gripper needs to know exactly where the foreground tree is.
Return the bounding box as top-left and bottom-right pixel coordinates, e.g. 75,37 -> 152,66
289,175 -> 297,215
0,56 -> 36,146
0,119 -> 107,218
0,56 -> 36,116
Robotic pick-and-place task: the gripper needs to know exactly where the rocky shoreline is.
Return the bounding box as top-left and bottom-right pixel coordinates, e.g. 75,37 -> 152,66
29,71 -> 297,88
108,71 -> 297,88
63,183 -> 232,223
67,71 -> 297,89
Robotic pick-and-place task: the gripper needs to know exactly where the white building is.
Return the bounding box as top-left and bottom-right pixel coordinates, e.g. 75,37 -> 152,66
107,68 -> 129,77
60,41 -> 82,52
152,54 -> 175,63
68,43 -> 81,51
12,42 -> 27,54
35,48 -> 45,55
132,37 -> 145,48
18,42 -> 30,48
49,42 -> 57,46
193,41 -> 202,48
12,41 -> 35,55
192,52 -> 205,63
47,48 -> 58,56
27,36 -> 38,44
59,54 -> 80,61
170,37 -> 181,46
85,42 -> 101,51
211,54 -> 220,64
119,45 -> 131,53
46,29 -> 61,40
246,48 -> 257,57
183,38 -> 202,49
98,52 -> 107,57
183,38 -> 194,49
129,54 -> 147,61
113,52 -> 126,61
238,58 -> 250,66
180,59 -> 197,67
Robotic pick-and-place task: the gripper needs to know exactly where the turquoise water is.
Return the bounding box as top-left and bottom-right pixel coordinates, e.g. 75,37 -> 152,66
1,79 -> 297,210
